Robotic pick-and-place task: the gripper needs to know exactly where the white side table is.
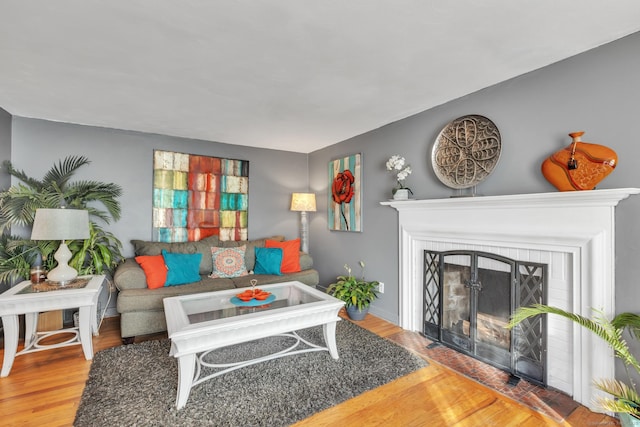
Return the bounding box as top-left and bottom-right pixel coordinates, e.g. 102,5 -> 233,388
0,275 -> 105,377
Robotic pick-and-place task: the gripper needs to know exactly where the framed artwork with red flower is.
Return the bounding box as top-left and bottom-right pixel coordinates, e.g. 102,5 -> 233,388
328,153 -> 361,232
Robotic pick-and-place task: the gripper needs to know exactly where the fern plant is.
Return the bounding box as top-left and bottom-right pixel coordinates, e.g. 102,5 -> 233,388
508,304 -> 640,419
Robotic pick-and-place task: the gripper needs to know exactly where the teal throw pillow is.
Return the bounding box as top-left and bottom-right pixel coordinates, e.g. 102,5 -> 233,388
161,250 -> 202,286
253,247 -> 283,275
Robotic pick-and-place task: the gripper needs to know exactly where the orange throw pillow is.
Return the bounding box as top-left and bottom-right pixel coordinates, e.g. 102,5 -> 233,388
135,255 -> 168,289
265,238 -> 301,273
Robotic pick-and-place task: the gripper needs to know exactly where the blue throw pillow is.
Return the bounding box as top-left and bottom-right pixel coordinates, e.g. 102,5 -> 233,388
253,247 -> 283,275
161,250 -> 202,286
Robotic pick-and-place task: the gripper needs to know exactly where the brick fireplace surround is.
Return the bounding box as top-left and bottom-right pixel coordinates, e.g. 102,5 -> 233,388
382,188 -> 640,412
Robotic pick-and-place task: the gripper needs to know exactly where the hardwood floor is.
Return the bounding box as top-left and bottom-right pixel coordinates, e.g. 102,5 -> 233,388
0,313 -> 620,426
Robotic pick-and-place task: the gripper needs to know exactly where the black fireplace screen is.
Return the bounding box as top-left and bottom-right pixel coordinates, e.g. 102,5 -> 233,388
423,250 -> 546,385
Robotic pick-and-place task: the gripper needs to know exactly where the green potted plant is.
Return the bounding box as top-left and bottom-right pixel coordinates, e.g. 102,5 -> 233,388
508,304 -> 640,426
0,155 -> 123,283
327,261 -> 379,321
0,234 -> 58,286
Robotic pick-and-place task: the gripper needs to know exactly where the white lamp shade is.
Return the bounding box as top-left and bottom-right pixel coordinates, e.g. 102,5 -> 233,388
31,208 -> 90,241
290,193 -> 317,212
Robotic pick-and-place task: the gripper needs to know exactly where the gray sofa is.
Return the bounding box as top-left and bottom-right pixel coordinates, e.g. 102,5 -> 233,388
114,235 -> 319,342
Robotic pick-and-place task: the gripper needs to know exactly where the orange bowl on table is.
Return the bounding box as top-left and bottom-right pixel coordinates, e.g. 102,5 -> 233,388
235,289 -> 271,301
254,292 -> 271,300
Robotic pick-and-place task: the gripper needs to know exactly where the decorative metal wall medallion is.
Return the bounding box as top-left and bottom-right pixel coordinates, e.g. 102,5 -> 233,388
431,115 -> 501,189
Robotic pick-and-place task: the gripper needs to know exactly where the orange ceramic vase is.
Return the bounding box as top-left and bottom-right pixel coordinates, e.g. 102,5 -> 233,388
541,131 -> 617,191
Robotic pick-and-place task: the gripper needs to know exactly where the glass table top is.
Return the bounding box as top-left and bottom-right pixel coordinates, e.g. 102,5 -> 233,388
180,283 -> 326,325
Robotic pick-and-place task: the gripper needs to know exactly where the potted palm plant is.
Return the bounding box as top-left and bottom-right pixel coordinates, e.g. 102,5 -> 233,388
508,304 -> 640,426
327,261 -> 379,321
0,155 -> 123,284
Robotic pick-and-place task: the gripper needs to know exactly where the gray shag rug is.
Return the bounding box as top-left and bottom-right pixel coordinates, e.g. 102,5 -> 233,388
75,320 -> 427,426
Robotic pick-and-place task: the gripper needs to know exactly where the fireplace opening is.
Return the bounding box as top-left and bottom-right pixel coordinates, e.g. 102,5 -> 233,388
423,250 -> 547,385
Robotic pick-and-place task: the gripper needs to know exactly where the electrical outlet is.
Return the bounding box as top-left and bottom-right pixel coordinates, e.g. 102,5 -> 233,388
378,282 -> 384,294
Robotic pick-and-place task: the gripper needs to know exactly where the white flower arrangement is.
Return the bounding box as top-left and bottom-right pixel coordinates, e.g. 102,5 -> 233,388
386,155 -> 412,193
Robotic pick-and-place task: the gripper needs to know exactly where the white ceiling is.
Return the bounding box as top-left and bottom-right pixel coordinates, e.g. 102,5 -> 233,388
1,1 -> 640,153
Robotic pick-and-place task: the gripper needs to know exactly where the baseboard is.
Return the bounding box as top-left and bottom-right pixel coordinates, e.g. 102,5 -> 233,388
369,306 -> 399,326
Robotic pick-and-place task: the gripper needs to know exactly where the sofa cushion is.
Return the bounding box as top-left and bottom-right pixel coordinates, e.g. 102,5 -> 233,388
299,253 -> 313,271
210,246 -> 249,278
190,235 -> 220,274
132,240 -> 201,258
134,255 -> 167,289
241,237 -> 271,271
114,258 -> 149,290
117,275 -> 235,313
162,250 -> 202,286
254,247 -> 283,275
265,238 -> 301,273
131,235 -> 219,275
219,235 -> 285,271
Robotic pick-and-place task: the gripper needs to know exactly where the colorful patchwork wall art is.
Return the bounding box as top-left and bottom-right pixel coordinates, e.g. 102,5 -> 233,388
328,153 -> 361,232
152,150 -> 249,242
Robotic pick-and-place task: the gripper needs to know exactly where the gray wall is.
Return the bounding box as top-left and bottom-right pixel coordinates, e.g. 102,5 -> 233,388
0,107 -> 10,190
309,31 -> 640,326
0,107 -> 11,293
10,118 -> 311,257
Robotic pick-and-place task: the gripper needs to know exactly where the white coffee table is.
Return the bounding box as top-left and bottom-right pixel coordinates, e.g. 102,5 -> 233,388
0,275 -> 105,377
163,281 -> 345,409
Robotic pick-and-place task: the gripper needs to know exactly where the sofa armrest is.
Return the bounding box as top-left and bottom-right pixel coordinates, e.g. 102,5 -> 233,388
114,258 -> 148,291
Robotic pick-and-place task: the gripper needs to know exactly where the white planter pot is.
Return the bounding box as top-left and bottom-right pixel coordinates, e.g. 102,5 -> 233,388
393,189 -> 410,200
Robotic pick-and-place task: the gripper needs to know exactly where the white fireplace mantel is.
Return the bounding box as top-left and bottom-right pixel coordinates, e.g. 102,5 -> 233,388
381,188 -> 640,410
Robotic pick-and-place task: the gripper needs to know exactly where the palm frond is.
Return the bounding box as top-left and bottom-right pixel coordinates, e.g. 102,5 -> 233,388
0,235 -> 41,283
509,304 -> 598,331
0,185 -> 62,230
595,379 -> 640,416
64,181 -> 123,222
2,160 -> 45,190
510,305 -> 608,341
596,379 -> 640,404
613,312 -> 640,341
598,398 -> 640,417
510,304 -> 640,374
41,156 -> 91,190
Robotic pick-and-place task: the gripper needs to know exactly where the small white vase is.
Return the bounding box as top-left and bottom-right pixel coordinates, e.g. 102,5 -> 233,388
393,189 -> 410,200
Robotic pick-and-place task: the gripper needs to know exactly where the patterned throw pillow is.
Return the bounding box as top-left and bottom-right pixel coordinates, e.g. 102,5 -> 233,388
210,245 -> 249,278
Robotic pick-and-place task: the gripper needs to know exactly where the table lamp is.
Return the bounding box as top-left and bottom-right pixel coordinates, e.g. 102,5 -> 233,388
31,208 -> 90,284
290,193 -> 316,253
